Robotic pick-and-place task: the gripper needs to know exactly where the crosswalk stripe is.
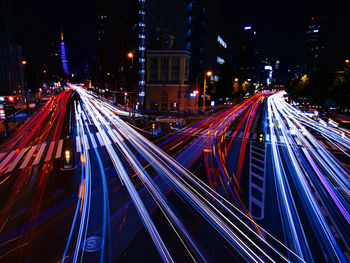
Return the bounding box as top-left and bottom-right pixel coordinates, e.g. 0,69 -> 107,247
216,130 -> 224,137
113,129 -> 124,142
279,135 -> 285,143
100,130 -> 112,144
45,141 -> 56,162
295,138 -> 302,146
0,152 -> 6,161
83,135 -> 90,150
186,128 -> 195,133
96,133 -> 105,146
76,136 -> 82,153
334,142 -> 348,152
250,133 -> 257,140
55,139 -> 63,159
324,141 -> 337,150
108,129 -> 118,143
226,129 -> 234,137
192,128 -> 201,135
32,143 -> 47,165
20,146 -> 38,169
89,133 -> 98,148
319,141 -> 328,150
6,148 -> 28,173
0,150 -> 16,171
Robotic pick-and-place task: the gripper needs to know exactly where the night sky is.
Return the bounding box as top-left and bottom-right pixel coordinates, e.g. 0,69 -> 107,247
12,0 -> 350,70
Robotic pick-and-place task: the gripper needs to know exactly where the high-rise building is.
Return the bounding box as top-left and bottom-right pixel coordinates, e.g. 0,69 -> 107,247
145,0 -> 231,97
305,16 -> 350,73
306,17 -> 327,72
235,25 -> 260,83
0,0 -> 24,97
94,0 -> 146,105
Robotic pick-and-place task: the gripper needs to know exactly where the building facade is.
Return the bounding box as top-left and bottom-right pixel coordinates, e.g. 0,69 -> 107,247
146,50 -> 198,112
145,0 -> 231,102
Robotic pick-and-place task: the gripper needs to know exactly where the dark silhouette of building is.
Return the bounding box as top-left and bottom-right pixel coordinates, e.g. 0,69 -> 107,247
0,0 -> 24,97
94,0 -> 146,106
235,25 -> 261,83
306,16 -> 350,73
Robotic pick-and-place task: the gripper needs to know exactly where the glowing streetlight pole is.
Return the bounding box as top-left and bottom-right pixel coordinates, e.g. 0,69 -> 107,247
203,71 -> 212,111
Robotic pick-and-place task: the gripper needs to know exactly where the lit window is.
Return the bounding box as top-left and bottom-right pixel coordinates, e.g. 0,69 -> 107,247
217,57 -> 225,64
217,35 -> 227,49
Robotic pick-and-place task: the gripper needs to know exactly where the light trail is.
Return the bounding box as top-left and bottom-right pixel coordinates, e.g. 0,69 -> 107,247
72,85 -> 302,262
267,92 -> 350,262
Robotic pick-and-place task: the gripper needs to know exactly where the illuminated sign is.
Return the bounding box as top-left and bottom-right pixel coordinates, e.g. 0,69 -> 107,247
244,26 -> 252,30
264,65 -> 273,71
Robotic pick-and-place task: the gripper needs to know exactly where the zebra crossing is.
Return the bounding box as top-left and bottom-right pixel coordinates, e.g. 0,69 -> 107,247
264,132 -> 349,153
0,139 -> 64,173
1,128 -> 348,174
178,126 -> 258,140
0,130 -> 124,173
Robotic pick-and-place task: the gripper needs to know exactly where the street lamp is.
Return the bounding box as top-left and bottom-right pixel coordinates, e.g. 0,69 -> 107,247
127,52 -> 134,65
345,59 -> 350,64
127,52 -> 135,122
21,60 -> 30,116
203,70 -> 213,112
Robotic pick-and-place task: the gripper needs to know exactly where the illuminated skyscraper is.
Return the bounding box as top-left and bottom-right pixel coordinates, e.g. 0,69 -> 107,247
60,30 -> 69,74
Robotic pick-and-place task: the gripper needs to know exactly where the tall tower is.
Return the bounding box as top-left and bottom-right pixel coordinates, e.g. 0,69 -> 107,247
60,30 -> 69,74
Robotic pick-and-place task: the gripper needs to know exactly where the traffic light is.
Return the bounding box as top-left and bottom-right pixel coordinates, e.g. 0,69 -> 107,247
8,96 -> 14,102
259,133 -> 264,143
152,123 -> 155,130
65,150 -> 71,164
